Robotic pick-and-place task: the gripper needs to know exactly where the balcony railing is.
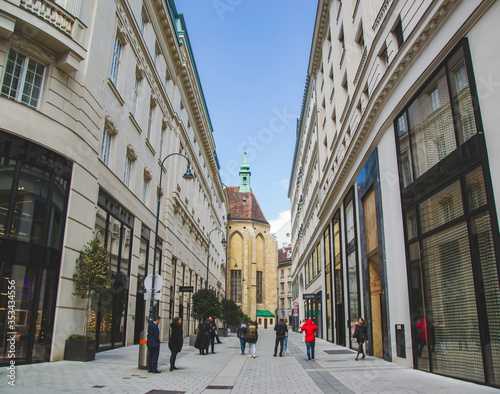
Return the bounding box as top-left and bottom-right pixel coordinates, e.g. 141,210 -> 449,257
20,0 -> 77,36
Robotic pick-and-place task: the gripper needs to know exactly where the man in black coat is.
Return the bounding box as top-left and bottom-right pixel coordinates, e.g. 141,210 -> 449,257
274,318 -> 287,357
147,316 -> 161,373
208,316 -> 217,354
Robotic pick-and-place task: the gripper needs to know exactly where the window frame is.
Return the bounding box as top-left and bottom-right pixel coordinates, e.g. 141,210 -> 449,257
1,48 -> 46,109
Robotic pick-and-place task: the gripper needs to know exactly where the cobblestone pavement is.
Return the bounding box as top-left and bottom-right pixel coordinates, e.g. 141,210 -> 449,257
1,329 -> 497,393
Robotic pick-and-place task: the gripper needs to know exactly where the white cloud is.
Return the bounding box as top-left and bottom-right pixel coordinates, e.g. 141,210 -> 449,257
270,210 -> 291,246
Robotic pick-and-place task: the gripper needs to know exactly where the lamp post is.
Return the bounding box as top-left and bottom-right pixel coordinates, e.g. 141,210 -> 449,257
148,153 -> 194,323
205,228 -> 226,290
225,256 -> 237,330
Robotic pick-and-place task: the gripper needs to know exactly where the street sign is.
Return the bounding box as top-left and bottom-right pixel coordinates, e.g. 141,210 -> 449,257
292,308 -> 298,314
179,286 -> 194,292
144,274 -> 163,292
293,301 -> 299,307
303,293 -> 315,300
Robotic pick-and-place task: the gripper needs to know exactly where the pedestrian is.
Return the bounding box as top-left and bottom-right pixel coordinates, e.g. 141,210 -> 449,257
147,316 -> 161,373
194,319 -> 209,355
214,319 -> 222,344
416,317 -> 427,357
282,318 -> 289,355
274,318 -> 287,357
352,317 -> 368,360
301,318 -> 318,361
168,316 -> 183,371
208,316 -> 216,354
246,320 -> 258,358
301,319 -> 306,342
237,320 -> 248,355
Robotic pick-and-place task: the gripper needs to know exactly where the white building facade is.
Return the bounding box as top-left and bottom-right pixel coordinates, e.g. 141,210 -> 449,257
0,0 -> 226,364
290,0 -> 500,387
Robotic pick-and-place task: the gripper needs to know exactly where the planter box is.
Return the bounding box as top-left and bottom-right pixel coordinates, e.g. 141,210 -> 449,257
64,339 -> 96,361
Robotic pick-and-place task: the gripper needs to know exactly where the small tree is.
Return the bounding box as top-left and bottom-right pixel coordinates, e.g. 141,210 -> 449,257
222,299 -> 244,327
73,239 -> 111,337
191,289 -> 223,322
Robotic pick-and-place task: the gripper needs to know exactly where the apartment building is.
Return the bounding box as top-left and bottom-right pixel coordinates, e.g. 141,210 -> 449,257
0,0 -> 226,364
290,0 -> 500,386
276,245 -> 293,324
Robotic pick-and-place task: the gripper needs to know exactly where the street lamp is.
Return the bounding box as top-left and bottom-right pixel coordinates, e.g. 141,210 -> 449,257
205,228 -> 226,290
149,153 -> 194,323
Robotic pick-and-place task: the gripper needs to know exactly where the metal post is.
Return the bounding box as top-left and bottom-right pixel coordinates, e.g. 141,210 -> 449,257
148,153 -> 193,323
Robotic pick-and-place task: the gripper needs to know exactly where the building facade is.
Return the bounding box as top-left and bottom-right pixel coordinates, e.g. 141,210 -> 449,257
0,0 -> 226,365
226,154 -> 278,328
290,0 -> 500,387
276,246 -> 293,324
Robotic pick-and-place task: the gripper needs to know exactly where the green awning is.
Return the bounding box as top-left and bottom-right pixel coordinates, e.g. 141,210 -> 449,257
256,310 -> 274,317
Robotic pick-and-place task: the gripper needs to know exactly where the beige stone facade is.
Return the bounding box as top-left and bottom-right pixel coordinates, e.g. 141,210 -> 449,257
0,0 -> 226,364
225,156 -> 277,328
290,0 -> 500,386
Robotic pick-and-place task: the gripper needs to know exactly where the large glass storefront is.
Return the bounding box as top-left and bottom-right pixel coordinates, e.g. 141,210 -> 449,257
395,40 -> 500,385
88,189 -> 133,352
0,130 -> 72,365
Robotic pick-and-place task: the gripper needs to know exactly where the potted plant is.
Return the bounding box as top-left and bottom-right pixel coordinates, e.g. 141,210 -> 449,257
64,239 -> 111,361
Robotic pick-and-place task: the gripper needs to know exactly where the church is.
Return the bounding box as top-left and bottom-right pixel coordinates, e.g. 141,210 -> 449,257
225,154 -> 278,328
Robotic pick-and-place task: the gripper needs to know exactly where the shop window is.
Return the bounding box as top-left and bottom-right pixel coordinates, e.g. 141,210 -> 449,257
2,49 -> 45,109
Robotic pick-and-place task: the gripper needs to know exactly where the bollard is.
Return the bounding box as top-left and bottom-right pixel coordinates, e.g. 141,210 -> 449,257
138,330 -> 148,370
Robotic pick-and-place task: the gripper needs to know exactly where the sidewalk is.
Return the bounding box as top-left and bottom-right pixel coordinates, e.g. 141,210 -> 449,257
1,329 -> 497,393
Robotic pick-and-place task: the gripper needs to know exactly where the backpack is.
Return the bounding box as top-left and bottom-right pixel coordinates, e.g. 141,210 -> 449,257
247,324 -> 257,340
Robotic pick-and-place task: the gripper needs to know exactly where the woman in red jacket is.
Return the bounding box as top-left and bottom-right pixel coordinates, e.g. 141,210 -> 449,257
301,318 -> 319,361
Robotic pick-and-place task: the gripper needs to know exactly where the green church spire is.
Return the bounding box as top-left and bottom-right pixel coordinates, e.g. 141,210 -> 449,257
239,152 -> 251,192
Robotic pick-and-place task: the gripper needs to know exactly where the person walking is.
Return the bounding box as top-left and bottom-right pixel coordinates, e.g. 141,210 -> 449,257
147,316 -> 161,373
352,317 -> 368,360
237,320 -> 248,355
282,318 -> 289,355
168,316 -> 183,371
301,318 -> 318,361
246,320 -> 258,358
274,318 -> 287,357
301,319 -> 306,342
194,319 -> 209,355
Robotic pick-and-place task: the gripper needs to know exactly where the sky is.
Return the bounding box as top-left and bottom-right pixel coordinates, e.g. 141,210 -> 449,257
174,1 -> 318,236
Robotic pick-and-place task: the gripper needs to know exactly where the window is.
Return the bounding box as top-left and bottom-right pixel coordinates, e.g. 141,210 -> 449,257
110,34 -> 122,85
101,128 -> 112,166
131,73 -> 140,117
256,271 -> 263,303
355,24 -> 365,49
2,49 -> 45,109
393,17 -> 404,49
230,270 -> 242,303
154,42 -> 160,66
288,299 -> 292,309
430,88 -> 441,111
280,283 -> 284,293
140,9 -> 147,36
288,268 -> 291,277
147,102 -> 154,140
142,177 -> 149,204
124,155 -> 132,187
281,298 -> 285,309
281,269 -> 284,278
288,282 -> 292,292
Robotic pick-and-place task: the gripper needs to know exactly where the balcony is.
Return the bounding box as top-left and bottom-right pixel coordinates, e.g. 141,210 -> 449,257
1,0 -> 86,73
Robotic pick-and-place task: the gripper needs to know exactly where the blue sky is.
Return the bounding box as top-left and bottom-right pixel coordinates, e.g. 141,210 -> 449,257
175,1 -> 318,233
